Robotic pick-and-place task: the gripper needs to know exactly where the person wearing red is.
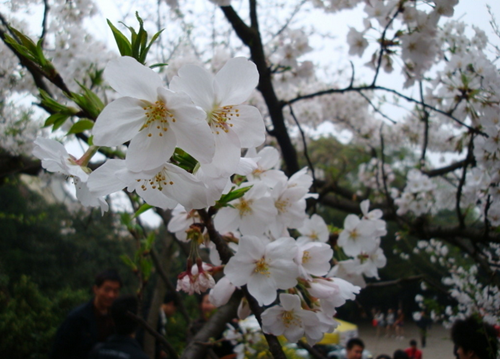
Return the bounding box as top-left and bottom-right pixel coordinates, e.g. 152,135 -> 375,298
404,339 -> 423,359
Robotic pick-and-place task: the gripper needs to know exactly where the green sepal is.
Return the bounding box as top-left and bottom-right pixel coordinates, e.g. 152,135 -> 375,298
67,119 -> 94,135
70,82 -> 105,120
44,113 -> 70,130
120,254 -> 138,271
107,19 -> 133,57
132,203 -> 153,219
215,185 -> 252,209
172,148 -> 199,172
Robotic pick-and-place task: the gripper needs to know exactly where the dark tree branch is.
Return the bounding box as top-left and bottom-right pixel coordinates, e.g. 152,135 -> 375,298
284,85 -> 485,135
150,247 -> 191,323
127,311 -> 179,359
365,275 -> 423,288
456,135 -> 474,229
249,0 -> 258,30
0,13 -> 52,95
423,159 -> 468,177
198,208 -> 233,264
41,0 -> 50,43
371,5 -> 401,86
242,287 -> 287,359
358,91 -> 397,124
297,340 -> 328,359
419,81 -> 430,164
288,104 -> 317,192
180,291 -> 243,359
221,5 -> 299,175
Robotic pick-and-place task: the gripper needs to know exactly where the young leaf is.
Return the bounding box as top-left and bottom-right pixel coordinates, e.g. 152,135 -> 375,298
67,119 -> 94,135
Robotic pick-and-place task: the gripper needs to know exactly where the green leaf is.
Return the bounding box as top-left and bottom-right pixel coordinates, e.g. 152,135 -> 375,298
44,113 -> 69,128
70,82 -> 105,120
132,203 -> 153,218
67,119 -> 94,135
215,186 -> 253,208
149,63 -> 168,69
120,255 -> 137,271
107,19 -> 132,57
172,148 -> 198,172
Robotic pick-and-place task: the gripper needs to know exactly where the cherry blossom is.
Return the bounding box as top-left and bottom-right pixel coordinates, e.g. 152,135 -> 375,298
224,236 -> 299,305
170,57 -> 265,177
261,293 -> 322,345
93,56 -> 214,172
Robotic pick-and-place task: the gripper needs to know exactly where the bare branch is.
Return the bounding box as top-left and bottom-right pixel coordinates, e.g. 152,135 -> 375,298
127,311 -> 179,359
284,85 -> 485,136
288,104 -> 317,192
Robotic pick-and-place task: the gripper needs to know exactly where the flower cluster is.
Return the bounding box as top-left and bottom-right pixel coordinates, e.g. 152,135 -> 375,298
167,147 -> 387,344
34,56 -> 265,212
334,200 -> 387,287
394,169 -> 436,216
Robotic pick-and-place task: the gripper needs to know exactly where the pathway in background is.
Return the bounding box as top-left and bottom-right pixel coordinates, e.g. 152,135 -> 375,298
357,321 -> 455,359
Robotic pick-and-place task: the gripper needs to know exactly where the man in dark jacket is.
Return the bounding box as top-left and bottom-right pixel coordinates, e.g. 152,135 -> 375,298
50,270 -> 122,359
88,295 -> 148,359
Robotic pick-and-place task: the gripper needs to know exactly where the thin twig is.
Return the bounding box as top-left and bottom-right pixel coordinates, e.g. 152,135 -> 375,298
288,104 -> 317,192
127,311 -> 179,359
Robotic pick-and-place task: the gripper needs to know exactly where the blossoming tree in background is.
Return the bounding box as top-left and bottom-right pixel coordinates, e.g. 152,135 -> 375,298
0,0 -> 499,358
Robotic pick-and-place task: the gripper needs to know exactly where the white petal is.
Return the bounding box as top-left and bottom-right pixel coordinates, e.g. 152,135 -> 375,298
230,105 -> 265,148
224,258 -> 256,287
247,273 -> 277,306
87,159 -> 127,196
93,97 -> 146,146
209,276 -> 235,307
105,56 -> 162,100
279,293 -> 301,311
170,64 -> 215,110
215,58 -> 259,106
126,127 -> 177,172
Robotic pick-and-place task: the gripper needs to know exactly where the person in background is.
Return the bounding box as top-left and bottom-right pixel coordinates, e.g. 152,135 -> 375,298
393,349 -> 409,359
51,269 -> 122,359
375,309 -> 386,337
345,338 -> 365,359
395,309 -> 405,340
404,339 -> 422,359
159,292 -> 178,336
88,295 -> 148,359
415,311 -> 432,348
376,355 -> 391,359
386,308 -> 395,337
451,316 -> 498,359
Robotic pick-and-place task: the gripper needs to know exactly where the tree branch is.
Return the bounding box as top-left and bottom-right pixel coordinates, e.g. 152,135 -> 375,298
127,311 -> 179,359
180,290 -> 243,359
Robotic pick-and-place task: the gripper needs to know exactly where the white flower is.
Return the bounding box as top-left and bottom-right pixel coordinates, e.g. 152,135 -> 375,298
224,236 -> 299,305
269,179 -> 308,237
261,293 -> 321,345
170,57 -> 265,177
32,137 -> 89,181
93,56 -> 214,172
167,205 -> 202,241
358,247 -> 387,279
88,159 -> 212,210
347,27 -> 368,57
244,147 -> 287,186
338,215 -> 377,257
32,138 -> 108,213
308,276 -> 360,315
214,182 -> 277,236
176,262 -> 215,295
297,214 -> 329,243
295,238 -> 333,279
